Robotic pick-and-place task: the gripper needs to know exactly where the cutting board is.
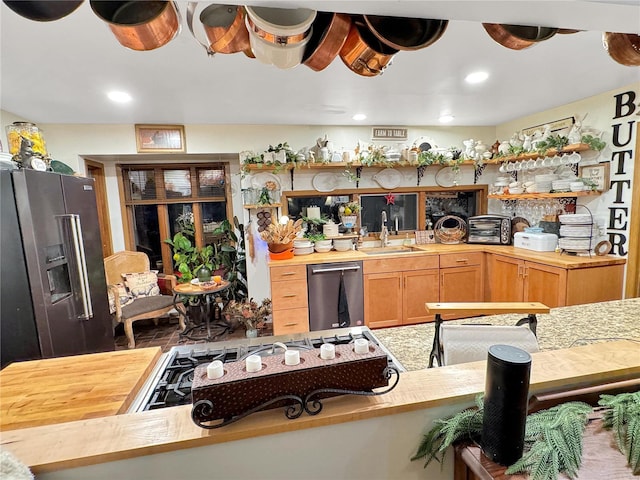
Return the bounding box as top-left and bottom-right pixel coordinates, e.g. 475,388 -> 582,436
0,347 -> 161,431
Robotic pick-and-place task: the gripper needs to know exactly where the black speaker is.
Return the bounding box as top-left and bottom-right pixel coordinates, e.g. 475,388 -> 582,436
481,344 -> 532,466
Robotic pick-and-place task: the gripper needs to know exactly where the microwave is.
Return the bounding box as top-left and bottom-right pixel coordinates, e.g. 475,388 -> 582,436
467,215 -> 512,245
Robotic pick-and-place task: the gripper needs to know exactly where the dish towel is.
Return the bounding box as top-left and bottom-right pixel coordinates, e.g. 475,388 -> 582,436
337,273 -> 350,327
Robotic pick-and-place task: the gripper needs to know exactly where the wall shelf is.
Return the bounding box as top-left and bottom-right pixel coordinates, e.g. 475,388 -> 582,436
243,203 -> 282,209
483,143 -> 592,164
488,191 -> 599,200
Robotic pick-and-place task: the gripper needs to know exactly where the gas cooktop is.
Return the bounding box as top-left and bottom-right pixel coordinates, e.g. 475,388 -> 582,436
128,326 -> 405,413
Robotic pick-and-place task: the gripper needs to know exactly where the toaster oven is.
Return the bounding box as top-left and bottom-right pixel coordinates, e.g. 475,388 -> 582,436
467,215 -> 512,245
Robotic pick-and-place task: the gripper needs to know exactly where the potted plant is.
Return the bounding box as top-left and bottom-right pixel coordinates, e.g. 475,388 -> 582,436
223,298 -> 272,338
164,232 -> 213,284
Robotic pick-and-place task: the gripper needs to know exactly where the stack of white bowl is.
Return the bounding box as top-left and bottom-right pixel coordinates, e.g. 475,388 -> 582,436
508,181 -> 523,195
293,239 -> 314,255
314,239 -> 333,253
558,213 -> 597,252
333,238 -> 353,252
551,179 -> 573,193
535,173 -> 557,193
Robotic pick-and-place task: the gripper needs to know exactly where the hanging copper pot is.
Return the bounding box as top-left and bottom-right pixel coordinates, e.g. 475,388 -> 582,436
90,1 -> 180,51
363,15 -> 448,51
339,17 -> 398,77
199,4 -> 253,57
302,12 -> 351,72
603,32 -> 640,67
482,23 -> 558,50
3,0 -> 83,21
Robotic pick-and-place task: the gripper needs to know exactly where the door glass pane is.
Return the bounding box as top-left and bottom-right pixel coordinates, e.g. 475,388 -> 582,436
125,169 -> 156,200
168,204 -> 194,240
198,168 -> 226,197
202,201 -> 227,244
133,205 -> 163,269
164,169 -> 191,198
360,194 -> 418,233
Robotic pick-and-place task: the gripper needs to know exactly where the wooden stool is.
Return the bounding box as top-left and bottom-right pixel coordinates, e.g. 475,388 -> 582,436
424,302 -> 550,368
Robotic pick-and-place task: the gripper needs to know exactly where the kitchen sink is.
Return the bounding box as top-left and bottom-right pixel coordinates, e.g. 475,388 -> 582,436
363,248 -> 417,255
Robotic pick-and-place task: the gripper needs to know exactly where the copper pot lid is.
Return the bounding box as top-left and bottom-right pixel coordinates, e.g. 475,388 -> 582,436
363,15 -> 448,51
483,23 -> 558,50
603,32 -> 640,67
302,12 -> 351,71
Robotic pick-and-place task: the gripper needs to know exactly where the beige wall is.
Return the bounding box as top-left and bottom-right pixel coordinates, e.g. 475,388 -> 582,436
2,82 -> 637,299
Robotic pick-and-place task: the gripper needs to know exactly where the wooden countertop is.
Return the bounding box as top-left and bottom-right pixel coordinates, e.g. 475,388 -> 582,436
0,347 -> 162,431
2,340 -> 638,474
269,243 -> 625,269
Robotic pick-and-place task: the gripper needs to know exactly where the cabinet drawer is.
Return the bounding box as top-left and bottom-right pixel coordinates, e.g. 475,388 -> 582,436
273,307 -> 309,335
364,255 -> 438,273
439,252 -> 483,268
271,280 -> 308,310
270,264 -> 307,282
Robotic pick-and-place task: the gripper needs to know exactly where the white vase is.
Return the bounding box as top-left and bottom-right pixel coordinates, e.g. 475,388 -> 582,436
245,328 -> 259,338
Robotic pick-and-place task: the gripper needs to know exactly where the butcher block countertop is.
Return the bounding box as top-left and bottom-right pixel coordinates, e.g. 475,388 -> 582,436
0,347 -> 162,431
269,243 -> 625,269
1,340 -> 638,475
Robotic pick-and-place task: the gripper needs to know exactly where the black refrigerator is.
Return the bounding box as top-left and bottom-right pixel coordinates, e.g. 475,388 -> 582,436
1,169 -> 113,368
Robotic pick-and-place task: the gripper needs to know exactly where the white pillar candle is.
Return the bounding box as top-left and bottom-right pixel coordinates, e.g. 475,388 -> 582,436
354,338 -> 369,354
206,360 -> 224,380
284,349 -> 300,366
307,206 -> 320,219
320,343 -> 335,360
246,354 -> 262,373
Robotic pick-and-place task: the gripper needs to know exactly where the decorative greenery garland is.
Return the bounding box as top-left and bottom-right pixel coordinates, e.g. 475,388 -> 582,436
411,391 -> 640,480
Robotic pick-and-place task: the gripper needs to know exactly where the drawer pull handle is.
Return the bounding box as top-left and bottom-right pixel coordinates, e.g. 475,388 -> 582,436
283,294 -> 297,298
456,259 -> 468,262
281,272 -> 297,276
284,323 -> 298,327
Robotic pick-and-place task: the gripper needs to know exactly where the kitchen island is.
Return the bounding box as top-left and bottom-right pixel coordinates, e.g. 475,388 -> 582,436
0,306 -> 638,479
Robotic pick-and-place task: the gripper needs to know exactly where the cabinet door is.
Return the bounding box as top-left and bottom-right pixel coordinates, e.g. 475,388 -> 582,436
489,254 -> 524,302
364,272 -> 403,328
523,261 -> 567,308
403,269 -> 439,325
440,265 -> 484,319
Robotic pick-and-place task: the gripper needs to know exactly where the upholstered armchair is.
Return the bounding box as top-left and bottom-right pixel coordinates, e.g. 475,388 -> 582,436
104,250 -> 184,349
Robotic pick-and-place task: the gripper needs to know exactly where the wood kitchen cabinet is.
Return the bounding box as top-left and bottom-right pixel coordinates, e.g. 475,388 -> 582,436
363,255 -> 439,328
269,264 -> 309,335
439,252 -> 484,319
489,254 -> 567,308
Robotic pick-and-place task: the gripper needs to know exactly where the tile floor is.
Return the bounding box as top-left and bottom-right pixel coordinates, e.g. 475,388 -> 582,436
114,316 -> 272,353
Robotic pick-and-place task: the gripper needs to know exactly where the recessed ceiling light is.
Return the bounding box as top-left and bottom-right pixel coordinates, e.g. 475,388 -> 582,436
107,91 -> 132,103
352,113 -> 367,121
439,114 -> 454,123
465,71 -> 489,84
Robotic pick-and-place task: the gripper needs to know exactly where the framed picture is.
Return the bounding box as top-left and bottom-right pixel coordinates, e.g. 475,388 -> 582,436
135,124 -> 185,153
522,116 -> 575,137
580,162 -> 610,192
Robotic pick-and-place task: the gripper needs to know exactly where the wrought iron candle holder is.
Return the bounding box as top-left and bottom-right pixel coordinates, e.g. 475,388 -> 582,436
191,343 -> 400,429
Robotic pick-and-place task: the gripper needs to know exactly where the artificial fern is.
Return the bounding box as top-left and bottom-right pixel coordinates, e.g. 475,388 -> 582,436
411,395 -> 483,467
599,391 -> 640,474
505,402 -> 592,480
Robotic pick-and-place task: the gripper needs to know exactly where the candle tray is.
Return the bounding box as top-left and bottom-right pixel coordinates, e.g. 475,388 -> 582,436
191,343 -> 400,428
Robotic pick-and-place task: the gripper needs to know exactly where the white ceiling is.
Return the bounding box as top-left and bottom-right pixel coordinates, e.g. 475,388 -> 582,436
1,1 -> 639,127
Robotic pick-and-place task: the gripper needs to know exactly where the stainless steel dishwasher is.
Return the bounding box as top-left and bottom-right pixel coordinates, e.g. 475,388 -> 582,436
307,261 -> 364,331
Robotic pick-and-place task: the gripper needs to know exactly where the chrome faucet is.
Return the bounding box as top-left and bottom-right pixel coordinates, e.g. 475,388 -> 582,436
380,211 -> 390,247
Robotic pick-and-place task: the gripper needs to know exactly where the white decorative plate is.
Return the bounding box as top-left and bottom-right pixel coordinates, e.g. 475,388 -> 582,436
312,172 -> 339,192
373,168 -> 402,189
251,172 -> 280,190
435,166 -> 459,188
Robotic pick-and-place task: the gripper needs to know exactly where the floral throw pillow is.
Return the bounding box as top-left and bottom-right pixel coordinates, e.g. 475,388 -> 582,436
108,283 -> 134,314
122,271 -> 161,299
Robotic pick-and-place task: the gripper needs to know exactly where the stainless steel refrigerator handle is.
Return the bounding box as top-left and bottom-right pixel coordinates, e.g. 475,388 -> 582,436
311,266 -> 361,274
67,214 -> 93,319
